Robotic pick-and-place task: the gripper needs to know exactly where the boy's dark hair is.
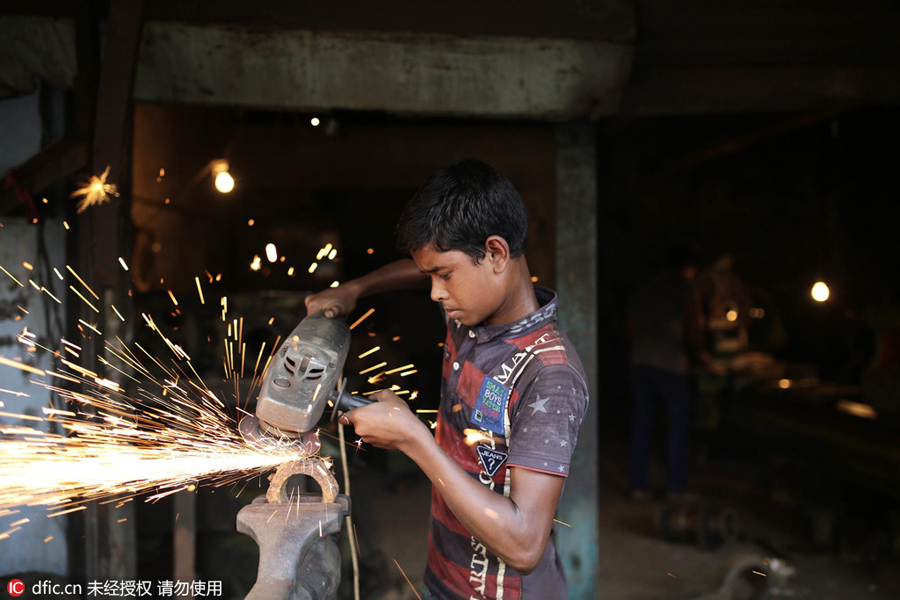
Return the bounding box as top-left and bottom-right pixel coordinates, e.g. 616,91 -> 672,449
396,158 -> 528,261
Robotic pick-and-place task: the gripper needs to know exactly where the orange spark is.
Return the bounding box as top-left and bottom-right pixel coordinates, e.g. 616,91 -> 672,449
358,346 -> 380,359
349,308 -> 375,331
359,362 -> 387,375
70,166 -> 119,213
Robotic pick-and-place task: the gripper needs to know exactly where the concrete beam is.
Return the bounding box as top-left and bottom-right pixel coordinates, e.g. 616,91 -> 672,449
0,16 -> 76,98
134,23 -> 633,119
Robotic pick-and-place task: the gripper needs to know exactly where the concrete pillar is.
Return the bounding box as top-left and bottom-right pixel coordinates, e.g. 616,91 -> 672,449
554,120 -> 599,599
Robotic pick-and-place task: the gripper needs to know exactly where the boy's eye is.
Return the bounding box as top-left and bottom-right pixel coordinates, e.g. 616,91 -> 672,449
440,272 -> 451,280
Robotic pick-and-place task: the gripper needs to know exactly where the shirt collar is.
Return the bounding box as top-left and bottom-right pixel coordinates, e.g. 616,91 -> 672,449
455,285 -> 558,343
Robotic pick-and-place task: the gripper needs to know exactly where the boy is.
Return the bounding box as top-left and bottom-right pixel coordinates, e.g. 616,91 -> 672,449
305,158 -> 589,599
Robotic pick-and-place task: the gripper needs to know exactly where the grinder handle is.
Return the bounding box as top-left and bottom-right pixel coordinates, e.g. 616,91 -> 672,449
335,388 -> 372,412
331,379 -> 373,421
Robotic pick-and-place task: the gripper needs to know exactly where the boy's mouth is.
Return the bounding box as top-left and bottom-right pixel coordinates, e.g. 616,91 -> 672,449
444,306 -> 461,318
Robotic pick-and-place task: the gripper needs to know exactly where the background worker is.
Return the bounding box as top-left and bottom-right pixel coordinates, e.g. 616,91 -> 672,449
627,245 -> 708,502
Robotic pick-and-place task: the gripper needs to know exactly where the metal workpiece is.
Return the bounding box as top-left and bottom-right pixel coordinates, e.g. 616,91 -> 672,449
237,458 -> 350,600
265,458 -> 340,505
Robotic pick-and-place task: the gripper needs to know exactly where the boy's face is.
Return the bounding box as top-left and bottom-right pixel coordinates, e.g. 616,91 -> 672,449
411,245 -> 504,327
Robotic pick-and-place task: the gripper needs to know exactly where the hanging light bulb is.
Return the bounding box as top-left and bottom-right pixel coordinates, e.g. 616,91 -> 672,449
811,281 -> 830,302
215,170 -> 234,193
211,160 -> 234,193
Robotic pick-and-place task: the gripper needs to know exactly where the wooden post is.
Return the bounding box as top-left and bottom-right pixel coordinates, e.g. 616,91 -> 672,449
76,0 -> 145,589
554,120 -> 599,599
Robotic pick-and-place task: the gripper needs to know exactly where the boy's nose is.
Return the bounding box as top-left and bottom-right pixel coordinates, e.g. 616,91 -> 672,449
430,280 -> 448,303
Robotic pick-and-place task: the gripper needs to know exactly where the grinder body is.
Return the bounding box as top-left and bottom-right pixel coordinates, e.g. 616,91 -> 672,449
246,312 -> 370,446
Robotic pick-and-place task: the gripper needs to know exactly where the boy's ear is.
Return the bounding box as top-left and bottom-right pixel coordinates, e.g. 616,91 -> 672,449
484,235 -> 510,273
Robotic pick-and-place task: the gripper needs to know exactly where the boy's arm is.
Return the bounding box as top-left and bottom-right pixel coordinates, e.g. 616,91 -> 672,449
342,391 -> 564,574
305,258 -> 428,317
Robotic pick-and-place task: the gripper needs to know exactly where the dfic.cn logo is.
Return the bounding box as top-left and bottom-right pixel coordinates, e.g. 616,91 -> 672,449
7,579 -> 24,597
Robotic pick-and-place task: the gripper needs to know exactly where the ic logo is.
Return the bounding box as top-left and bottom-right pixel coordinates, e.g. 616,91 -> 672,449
7,579 -> 24,597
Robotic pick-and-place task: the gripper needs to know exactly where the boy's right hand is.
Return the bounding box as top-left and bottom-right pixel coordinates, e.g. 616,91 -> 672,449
338,389 -> 430,452
305,284 -> 359,318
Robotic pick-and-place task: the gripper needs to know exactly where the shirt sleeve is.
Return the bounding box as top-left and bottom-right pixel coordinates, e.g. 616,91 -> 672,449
506,364 -> 589,476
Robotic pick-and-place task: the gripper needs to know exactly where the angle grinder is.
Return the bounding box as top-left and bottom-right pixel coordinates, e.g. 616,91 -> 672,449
239,311 -> 372,456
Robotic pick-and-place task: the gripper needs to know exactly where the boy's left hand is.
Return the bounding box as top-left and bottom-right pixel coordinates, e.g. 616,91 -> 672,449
338,389 -> 430,451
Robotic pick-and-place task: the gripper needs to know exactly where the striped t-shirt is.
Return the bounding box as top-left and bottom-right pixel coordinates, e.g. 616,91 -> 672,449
424,286 -> 589,600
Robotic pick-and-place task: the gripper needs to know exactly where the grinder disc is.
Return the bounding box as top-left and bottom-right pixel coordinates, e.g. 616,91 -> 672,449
239,415 -> 322,457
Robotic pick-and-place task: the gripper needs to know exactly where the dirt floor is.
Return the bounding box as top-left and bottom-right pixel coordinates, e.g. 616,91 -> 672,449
345,434 -> 900,600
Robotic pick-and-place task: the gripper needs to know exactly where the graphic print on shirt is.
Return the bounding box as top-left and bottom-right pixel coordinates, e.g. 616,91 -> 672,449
476,443 -> 508,477
471,376 -> 509,435
469,538 -> 490,596
494,331 -> 566,388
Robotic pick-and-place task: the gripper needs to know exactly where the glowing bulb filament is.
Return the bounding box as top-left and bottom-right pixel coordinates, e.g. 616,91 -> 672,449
811,281 -> 829,302
215,171 -> 234,193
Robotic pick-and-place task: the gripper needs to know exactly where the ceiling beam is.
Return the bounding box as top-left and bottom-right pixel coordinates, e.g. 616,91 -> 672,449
134,24 -> 633,120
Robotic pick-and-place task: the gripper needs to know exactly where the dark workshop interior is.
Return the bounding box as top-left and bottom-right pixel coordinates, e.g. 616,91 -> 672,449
2,1 -> 900,599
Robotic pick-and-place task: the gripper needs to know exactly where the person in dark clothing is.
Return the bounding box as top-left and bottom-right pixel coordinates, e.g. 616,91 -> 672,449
627,246 -> 707,501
